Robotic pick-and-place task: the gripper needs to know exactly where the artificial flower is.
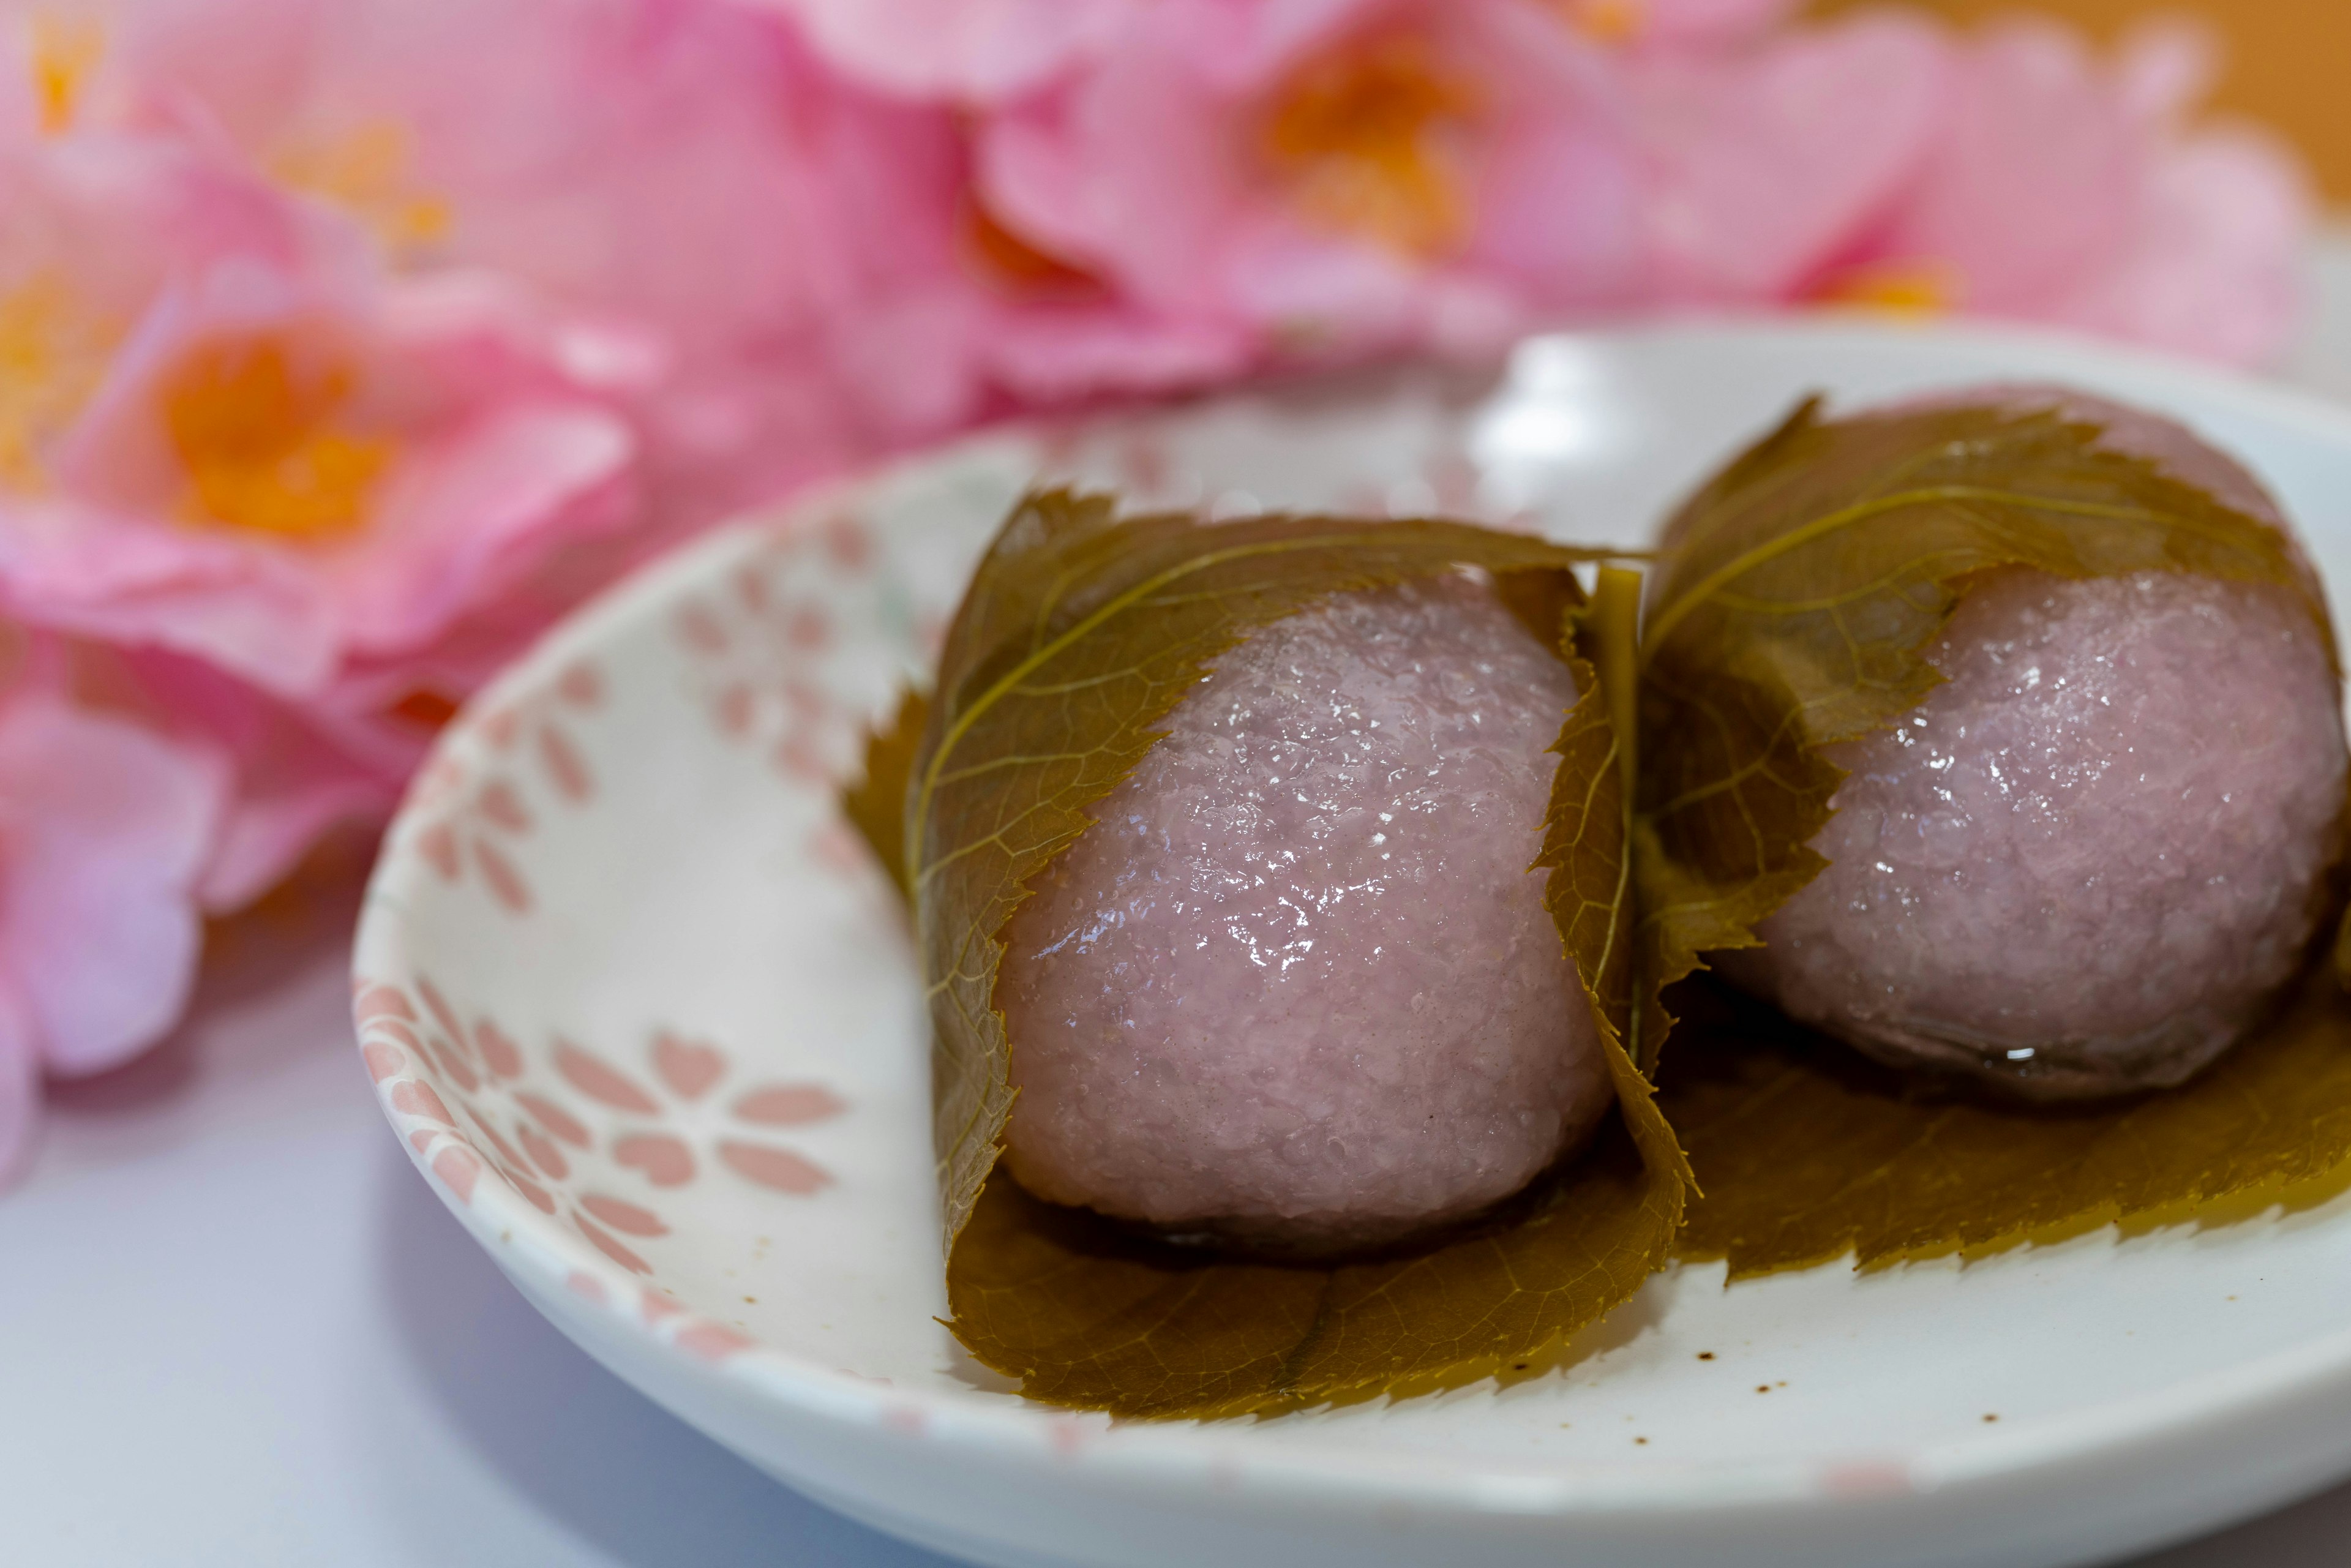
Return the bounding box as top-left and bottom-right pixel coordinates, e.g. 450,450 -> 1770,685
1627,9 -> 1948,305
1812,18 -> 2310,364
0,66 -> 642,896
749,0 -> 1131,103
0,631 -> 229,1182
978,0 -> 1645,362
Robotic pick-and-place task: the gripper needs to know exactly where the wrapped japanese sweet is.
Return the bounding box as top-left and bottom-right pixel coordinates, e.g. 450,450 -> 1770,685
1637,384 -> 2351,1275
849,490 -> 1688,1417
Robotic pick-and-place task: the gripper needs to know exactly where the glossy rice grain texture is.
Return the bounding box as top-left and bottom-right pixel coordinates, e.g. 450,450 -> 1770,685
1728,391 -> 2347,1098
997,576 -> 1608,1254
1736,568 -> 2345,1098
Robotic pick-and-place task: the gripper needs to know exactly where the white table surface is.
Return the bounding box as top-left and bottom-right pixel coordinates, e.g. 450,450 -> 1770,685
17,241 -> 2351,1568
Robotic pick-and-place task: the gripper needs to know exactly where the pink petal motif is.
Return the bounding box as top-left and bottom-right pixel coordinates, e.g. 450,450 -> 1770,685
410,759 -> 467,813
537,724 -> 593,802
565,1271 -> 607,1304
369,1018 -> 422,1052
409,1130 -> 438,1155
465,1109 -> 527,1171
419,822 -> 462,880
774,732 -> 829,782
391,1081 -> 456,1126
362,1042 -> 408,1082
733,563 -> 770,615
641,1293 -> 686,1324
823,515 -> 871,571
581,1195 -> 670,1237
504,1166 -> 559,1214
716,685 -> 756,737
785,605 -> 830,651
416,977 -> 468,1047
652,1033 -> 727,1100
808,822 -> 869,876
432,1146 -> 483,1203
472,836 -> 534,914
577,1216 -> 651,1275
354,986 -> 418,1026
614,1133 -> 697,1188
557,663 -> 604,708
476,779 -> 531,833
676,1322 -> 756,1362
430,1040 -> 481,1092
733,1084 -> 847,1127
554,1042 -> 660,1113
518,1123 -> 571,1181
719,1141 -> 834,1195
474,1021 -> 523,1079
517,1092 -> 593,1148
677,604 -> 729,655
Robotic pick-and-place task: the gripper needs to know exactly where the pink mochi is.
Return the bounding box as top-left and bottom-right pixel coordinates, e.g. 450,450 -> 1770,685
1723,388 -> 2348,1099
997,575 -> 1611,1255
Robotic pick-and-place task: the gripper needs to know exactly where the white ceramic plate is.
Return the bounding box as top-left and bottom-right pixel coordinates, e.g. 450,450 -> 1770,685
353,320 -> 2351,1568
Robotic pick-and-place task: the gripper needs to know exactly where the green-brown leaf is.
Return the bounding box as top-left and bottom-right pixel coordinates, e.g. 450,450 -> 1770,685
844,687 -> 926,902
1632,396 -> 2351,1271
1663,968 -> 2351,1275
912,490 -> 1684,1416
1632,398 -> 2323,1069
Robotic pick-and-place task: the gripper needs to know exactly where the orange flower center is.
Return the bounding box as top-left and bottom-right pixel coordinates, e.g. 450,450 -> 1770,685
386,686 -> 462,730
1559,0 -> 1644,45
1812,259 -> 1964,317
1260,33 -> 1482,257
0,272 -> 118,490
160,334 -> 394,539
959,195 -> 1106,302
271,121 -> 452,257
28,13 -> 102,135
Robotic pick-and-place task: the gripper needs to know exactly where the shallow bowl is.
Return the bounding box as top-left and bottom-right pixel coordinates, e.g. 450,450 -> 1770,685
354,320 -> 2351,1568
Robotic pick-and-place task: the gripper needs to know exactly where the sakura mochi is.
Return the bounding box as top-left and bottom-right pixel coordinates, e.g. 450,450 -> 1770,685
997,576 -> 1611,1255
1724,389 -> 2349,1100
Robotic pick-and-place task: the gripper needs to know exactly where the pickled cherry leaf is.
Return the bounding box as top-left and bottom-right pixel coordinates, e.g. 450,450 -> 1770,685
1663,968 -> 2351,1275
914,489 -> 1681,1417
843,688 -> 926,902
951,1109 -> 1676,1419
917,489 -> 1607,1253
1542,568 -> 1641,1054
1633,399 -> 2322,1069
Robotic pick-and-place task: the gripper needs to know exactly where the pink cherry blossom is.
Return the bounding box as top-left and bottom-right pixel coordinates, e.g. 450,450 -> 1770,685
0,83 -> 648,893
802,102 -> 1256,424
978,0 -> 1646,362
0,635 -> 230,1182
62,636 -> 405,912
1627,9 -> 1948,304
1812,18 -> 2310,366
72,0 -> 1239,487
55,0 -> 844,511
750,0 -> 1133,103
0,86 -> 645,897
